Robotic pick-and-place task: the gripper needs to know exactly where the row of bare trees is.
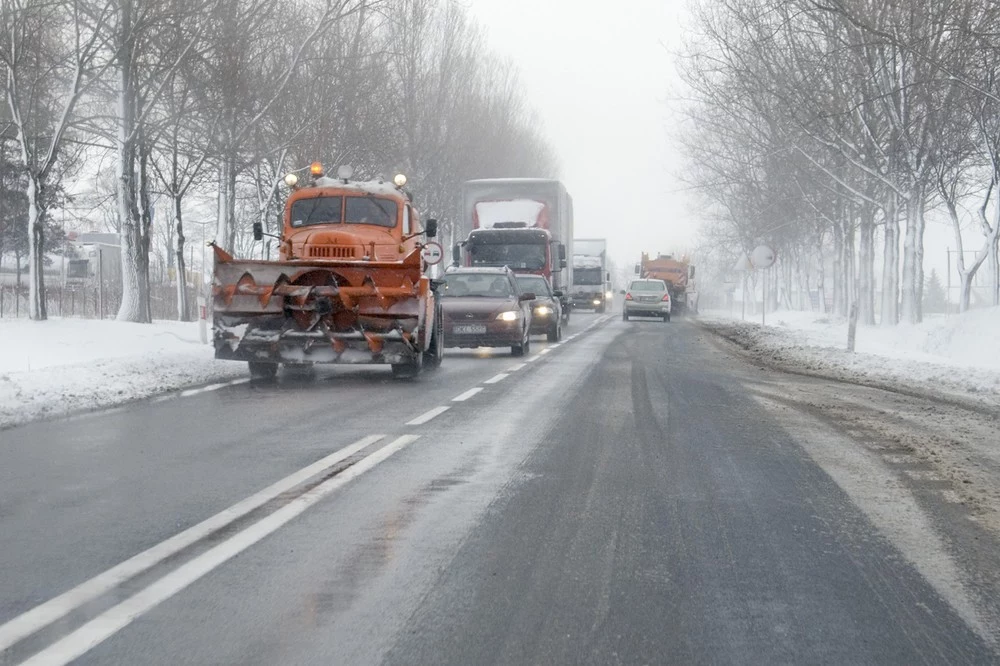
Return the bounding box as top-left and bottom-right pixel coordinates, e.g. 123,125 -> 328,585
680,0 -> 1000,324
1,0 -> 557,322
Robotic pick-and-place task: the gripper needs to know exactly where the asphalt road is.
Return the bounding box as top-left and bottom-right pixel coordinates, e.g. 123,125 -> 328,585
1,310 -> 998,665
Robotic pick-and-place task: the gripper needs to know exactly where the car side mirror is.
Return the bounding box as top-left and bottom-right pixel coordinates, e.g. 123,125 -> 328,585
425,219 -> 438,238
619,289 -> 626,295
606,272 -> 611,282
519,292 -> 536,302
552,290 -> 563,298
252,221 -> 264,241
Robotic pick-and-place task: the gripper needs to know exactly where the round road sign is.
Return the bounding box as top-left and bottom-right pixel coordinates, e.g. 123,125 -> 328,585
421,241 -> 444,266
751,245 -> 776,269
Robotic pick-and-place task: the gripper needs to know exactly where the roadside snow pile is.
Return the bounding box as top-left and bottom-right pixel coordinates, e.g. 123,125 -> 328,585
698,307 -> 1000,409
0,318 -> 244,430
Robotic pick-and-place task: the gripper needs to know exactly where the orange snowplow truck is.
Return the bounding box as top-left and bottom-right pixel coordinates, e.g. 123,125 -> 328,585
211,165 -> 443,380
639,252 -> 698,314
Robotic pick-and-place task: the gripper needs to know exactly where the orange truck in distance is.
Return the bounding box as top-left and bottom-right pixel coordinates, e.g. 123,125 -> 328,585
638,252 -> 698,315
211,165 -> 443,380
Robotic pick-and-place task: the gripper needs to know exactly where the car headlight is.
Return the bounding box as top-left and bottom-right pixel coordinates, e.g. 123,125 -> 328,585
496,310 -> 520,321
534,306 -> 553,316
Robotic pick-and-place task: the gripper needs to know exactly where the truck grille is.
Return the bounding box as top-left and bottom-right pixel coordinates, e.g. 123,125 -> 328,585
308,245 -> 356,259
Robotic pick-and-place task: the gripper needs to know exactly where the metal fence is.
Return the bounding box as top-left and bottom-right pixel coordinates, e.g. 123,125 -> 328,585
0,284 -> 188,320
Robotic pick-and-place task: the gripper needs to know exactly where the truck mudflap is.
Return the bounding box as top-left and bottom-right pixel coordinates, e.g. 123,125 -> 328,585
211,245 -> 432,366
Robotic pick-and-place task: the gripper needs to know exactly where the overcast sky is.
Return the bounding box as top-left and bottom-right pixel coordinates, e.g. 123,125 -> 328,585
467,0 -> 695,272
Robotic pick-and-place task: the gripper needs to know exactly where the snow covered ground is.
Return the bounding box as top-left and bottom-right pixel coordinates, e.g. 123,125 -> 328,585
698,307 -> 1000,409
0,318 -> 245,430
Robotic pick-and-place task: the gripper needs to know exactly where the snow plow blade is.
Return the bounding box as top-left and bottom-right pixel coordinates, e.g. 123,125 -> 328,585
212,248 -> 432,366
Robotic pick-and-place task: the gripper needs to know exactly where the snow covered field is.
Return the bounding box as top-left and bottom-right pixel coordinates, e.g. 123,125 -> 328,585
0,318 -> 245,430
698,307 -> 1000,409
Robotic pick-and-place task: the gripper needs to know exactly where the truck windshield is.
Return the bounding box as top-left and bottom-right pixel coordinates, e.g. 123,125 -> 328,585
290,196 -> 343,227
345,196 -> 397,228
289,196 -> 397,228
573,268 -> 603,286
470,243 -> 546,270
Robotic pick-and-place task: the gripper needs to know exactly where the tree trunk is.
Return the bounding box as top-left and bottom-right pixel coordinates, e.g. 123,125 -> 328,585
816,235 -> 826,314
900,186 -> 924,324
174,193 -> 190,321
832,221 -> 844,317
881,194 -> 899,326
216,157 -> 238,251
115,21 -> 152,324
858,210 -> 875,325
26,175 -> 47,320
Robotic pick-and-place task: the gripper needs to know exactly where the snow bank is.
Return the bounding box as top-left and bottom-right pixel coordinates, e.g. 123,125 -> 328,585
0,318 -> 245,430
698,307 -> 1000,408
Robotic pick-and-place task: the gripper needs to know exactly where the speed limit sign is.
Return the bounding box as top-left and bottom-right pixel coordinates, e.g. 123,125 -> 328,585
421,241 -> 444,266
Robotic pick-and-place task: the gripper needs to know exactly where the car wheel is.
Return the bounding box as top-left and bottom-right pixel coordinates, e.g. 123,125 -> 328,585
622,310 -> 629,321
248,361 -> 278,381
664,313 -> 671,323
547,321 -> 560,342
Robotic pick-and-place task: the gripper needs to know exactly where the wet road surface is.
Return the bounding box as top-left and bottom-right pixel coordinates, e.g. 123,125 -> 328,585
1,311 -> 998,664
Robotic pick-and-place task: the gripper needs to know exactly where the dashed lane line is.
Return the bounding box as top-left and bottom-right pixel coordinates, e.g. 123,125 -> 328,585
452,388 -> 484,402
406,406 -> 450,426
485,373 -> 509,384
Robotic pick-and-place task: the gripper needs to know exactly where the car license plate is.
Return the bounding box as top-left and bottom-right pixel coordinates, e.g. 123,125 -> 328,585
639,296 -> 658,302
454,324 -> 487,335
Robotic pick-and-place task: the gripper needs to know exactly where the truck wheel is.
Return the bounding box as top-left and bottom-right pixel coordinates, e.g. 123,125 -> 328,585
248,361 -> 278,381
596,303 -> 606,314
392,352 -> 423,380
423,307 -> 444,370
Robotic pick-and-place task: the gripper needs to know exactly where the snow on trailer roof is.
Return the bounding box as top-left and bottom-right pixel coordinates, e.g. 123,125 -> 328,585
573,256 -> 603,269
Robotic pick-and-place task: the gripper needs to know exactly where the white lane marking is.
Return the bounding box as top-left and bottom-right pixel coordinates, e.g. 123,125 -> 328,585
452,387 -> 484,402
539,348 -> 551,355
178,378 -> 250,398
549,343 -> 562,349
484,373 -> 509,384
406,406 -> 450,425
21,435 -> 420,666
507,363 -> 527,372
0,434 -> 385,654
525,355 -> 541,363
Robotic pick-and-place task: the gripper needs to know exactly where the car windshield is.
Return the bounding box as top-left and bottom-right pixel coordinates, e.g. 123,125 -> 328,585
629,280 -> 666,292
573,268 -> 603,286
469,243 -> 546,270
441,273 -> 513,298
515,275 -> 550,297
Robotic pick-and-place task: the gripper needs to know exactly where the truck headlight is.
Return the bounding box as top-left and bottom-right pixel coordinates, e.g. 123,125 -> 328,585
534,305 -> 553,316
592,299 -> 601,306
496,311 -> 520,321
605,290 -> 613,299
